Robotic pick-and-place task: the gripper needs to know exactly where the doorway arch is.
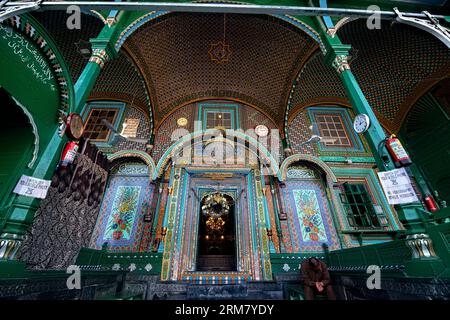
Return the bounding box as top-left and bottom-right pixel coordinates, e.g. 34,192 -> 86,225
0,89 -> 35,207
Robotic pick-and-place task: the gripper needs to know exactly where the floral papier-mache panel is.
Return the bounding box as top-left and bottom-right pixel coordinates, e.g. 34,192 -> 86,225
91,175 -> 153,251
104,186 -> 141,241
282,180 -> 340,251
293,189 -> 327,242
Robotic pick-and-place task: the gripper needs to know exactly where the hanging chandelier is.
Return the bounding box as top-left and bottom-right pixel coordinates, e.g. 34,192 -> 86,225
201,192 -> 230,219
206,216 -> 226,232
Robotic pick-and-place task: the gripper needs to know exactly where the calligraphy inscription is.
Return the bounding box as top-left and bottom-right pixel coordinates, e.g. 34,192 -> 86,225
0,25 -> 56,90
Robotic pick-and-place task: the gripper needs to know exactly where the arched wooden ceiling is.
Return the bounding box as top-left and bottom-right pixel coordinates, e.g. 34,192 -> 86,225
123,12 -> 319,124
33,11 -> 450,135
337,19 -> 450,132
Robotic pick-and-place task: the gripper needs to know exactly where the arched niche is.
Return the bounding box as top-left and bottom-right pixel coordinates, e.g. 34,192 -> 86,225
0,88 -> 35,204
280,154 -> 337,184
108,150 -> 156,179
279,154 -> 344,251
154,130 -> 282,180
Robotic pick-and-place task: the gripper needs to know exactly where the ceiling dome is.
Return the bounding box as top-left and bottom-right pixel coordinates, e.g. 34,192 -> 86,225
124,12 -> 319,123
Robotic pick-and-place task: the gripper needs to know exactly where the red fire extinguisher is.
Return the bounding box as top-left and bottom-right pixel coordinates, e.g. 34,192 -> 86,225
424,195 -> 439,212
60,141 -> 79,167
385,134 -> 412,167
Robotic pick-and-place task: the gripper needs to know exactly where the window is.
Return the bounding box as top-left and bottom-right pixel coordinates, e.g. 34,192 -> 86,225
198,103 -> 239,131
340,183 -> 383,229
314,113 -> 352,147
83,108 -> 119,141
206,111 -> 232,129
307,107 -> 365,152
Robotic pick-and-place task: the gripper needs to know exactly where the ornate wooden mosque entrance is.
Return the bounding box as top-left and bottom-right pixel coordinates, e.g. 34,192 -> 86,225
153,131 -> 281,283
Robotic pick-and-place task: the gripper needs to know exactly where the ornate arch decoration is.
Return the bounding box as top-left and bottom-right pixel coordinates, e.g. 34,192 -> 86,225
88,47 -> 155,134
154,130 -> 282,180
280,154 -> 337,183
108,150 -> 156,179
7,94 -> 40,168
280,153 -> 348,248
282,49 -> 351,142
114,2 -> 324,52
1,14 -> 74,169
115,4 -> 324,131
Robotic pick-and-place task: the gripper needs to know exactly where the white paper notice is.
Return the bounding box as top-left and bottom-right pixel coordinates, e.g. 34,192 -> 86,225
121,118 -> 140,138
13,175 -> 51,199
377,168 -> 419,205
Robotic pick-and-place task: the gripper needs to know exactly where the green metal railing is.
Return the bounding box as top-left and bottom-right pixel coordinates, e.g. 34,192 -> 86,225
75,248 -> 162,275
324,207 -> 450,278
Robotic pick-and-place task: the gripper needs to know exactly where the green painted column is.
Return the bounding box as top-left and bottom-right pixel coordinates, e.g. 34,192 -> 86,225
322,38 -> 390,171
0,129 -> 67,263
150,180 -> 163,251
321,34 -> 426,232
261,175 -> 276,254
320,31 -> 445,276
74,33 -> 119,112
0,14 -> 123,264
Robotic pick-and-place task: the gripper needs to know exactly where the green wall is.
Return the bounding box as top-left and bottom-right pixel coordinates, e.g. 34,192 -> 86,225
399,93 -> 450,203
0,15 -> 74,246
0,24 -> 60,151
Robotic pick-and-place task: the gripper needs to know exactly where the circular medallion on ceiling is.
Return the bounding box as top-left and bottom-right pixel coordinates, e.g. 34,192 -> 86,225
177,117 -> 188,127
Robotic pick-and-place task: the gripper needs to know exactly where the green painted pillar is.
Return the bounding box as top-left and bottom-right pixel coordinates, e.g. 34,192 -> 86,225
0,130 -> 67,263
261,176 -> 276,254
322,39 -> 391,171
320,31 -> 444,276
321,34 -> 426,232
74,33 -> 119,112
0,15 -> 122,264
150,180 -> 163,251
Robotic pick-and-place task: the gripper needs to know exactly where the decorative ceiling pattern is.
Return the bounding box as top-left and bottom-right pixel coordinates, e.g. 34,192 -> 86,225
31,11 -> 450,135
89,51 -> 151,118
124,12 -> 318,123
32,11 -> 153,129
338,19 -> 450,132
288,50 -> 349,118
32,11 -> 104,83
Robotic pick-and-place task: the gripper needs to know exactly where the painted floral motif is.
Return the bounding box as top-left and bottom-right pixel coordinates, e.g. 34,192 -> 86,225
293,189 -> 328,243
104,186 -> 141,241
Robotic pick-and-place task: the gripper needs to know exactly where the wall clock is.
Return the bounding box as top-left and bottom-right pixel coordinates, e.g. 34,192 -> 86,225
66,113 -> 84,140
255,124 -> 269,137
353,114 -> 370,134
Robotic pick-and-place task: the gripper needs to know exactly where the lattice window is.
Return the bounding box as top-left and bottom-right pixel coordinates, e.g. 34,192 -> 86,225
340,183 -> 383,229
83,108 -> 119,141
206,111 -> 232,129
314,113 -> 352,147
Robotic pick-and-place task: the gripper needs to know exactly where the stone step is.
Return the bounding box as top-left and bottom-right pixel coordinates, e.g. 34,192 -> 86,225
123,275 -> 285,300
